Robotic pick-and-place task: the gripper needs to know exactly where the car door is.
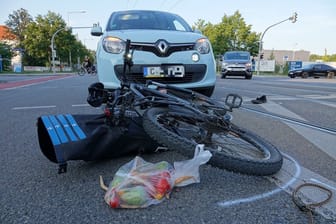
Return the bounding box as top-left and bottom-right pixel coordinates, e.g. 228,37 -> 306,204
312,64 -> 323,76
321,64 -> 330,77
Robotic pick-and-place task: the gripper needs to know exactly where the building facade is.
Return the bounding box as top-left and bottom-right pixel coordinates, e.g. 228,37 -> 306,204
0,25 -> 22,71
262,49 -> 310,65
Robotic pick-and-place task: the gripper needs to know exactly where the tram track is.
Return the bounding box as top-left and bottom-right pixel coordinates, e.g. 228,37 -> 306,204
241,106 -> 336,135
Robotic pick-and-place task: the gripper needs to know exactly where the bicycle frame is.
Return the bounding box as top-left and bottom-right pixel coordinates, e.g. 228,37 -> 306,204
88,39 -> 243,128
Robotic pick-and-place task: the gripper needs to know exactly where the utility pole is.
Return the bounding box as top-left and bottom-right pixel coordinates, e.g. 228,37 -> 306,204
257,12 -> 298,75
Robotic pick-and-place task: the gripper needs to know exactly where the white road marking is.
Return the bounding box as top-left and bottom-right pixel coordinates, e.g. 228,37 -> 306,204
217,152 -> 300,207
221,96 -> 336,218
310,178 -> 336,192
298,94 -> 336,99
12,105 -> 56,110
11,104 -> 92,110
71,104 -> 90,107
218,153 -> 336,219
260,101 -> 336,160
286,123 -> 336,159
260,101 -> 307,121
273,163 -> 336,220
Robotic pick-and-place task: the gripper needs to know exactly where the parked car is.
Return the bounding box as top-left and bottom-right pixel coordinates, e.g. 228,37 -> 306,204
221,51 -> 252,79
90,10 -> 216,96
288,63 -> 336,78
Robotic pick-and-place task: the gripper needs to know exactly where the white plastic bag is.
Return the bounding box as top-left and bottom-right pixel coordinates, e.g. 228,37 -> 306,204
100,144 -> 212,208
172,144 -> 212,187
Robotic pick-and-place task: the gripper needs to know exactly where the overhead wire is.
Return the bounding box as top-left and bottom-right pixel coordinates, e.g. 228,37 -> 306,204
168,0 -> 183,11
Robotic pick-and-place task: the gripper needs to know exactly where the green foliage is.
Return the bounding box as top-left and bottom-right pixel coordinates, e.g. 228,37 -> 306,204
283,62 -> 289,74
268,50 -> 275,60
21,11 -> 90,66
5,8 -> 33,45
0,42 -> 13,71
310,54 -> 336,62
193,11 -> 260,57
5,9 -> 92,67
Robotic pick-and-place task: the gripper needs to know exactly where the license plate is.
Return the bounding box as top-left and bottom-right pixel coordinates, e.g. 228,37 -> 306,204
143,65 -> 185,78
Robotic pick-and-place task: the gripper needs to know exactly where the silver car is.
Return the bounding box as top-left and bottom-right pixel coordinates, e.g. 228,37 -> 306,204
91,10 -> 216,96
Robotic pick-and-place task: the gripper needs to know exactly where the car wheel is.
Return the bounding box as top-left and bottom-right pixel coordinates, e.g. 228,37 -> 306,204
221,74 -> 226,79
289,75 -> 295,78
245,75 -> 252,80
302,72 -> 309,78
327,72 -> 335,79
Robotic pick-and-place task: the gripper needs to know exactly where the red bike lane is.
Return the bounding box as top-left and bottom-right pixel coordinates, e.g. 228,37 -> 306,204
0,74 -> 73,90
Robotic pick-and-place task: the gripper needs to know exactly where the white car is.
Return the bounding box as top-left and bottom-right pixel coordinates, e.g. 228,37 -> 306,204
91,10 -> 216,96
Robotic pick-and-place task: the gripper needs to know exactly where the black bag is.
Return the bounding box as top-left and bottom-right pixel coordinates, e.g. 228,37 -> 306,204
37,114 -> 159,173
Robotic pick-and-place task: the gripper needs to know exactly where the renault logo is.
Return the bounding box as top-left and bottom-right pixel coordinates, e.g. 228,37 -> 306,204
156,40 -> 169,54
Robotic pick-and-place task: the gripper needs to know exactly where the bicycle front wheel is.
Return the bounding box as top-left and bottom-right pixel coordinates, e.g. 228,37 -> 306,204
78,67 -> 86,76
143,107 -> 283,176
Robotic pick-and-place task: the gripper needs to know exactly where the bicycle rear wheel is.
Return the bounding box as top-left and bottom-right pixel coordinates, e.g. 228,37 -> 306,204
143,107 -> 283,176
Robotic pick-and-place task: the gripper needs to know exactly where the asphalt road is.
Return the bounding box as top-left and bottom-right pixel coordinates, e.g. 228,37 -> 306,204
1,73 -> 335,224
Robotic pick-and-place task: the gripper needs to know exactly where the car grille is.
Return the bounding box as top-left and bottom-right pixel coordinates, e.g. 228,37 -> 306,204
131,41 -> 195,57
114,64 -> 206,84
227,63 -> 247,69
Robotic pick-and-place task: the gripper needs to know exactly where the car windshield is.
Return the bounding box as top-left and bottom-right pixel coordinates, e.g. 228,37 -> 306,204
224,52 -> 250,60
106,10 -> 192,32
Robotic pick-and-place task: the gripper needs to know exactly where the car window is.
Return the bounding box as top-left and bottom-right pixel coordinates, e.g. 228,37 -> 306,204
173,19 -> 188,31
224,52 -> 250,60
314,65 -> 322,70
107,11 -> 192,32
322,64 -> 331,70
303,64 -> 313,69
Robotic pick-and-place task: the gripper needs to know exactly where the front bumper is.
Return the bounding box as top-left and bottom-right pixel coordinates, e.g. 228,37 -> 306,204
221,67 -> 252,76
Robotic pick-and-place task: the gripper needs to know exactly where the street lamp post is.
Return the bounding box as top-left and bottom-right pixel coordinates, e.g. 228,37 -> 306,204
67,10 -> 86,69
51,27 -> 70,74
257,12 -> 298,75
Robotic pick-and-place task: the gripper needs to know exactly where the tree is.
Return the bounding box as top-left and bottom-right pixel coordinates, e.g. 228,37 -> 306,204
0,42 -> 13,71
5,8 -> 33,45
309,54 -> 336,62
193,11 -> 260,56
21,11 -> 90,66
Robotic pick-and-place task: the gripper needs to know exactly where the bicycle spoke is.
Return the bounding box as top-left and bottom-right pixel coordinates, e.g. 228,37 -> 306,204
158,113 -> 270,160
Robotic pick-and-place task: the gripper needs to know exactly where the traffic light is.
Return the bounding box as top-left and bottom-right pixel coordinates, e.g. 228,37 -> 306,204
292,12 -> 298,23
260,53 -> 264,60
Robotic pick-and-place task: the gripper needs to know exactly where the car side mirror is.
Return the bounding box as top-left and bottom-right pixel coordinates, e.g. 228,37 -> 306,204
91,24 -> 103,36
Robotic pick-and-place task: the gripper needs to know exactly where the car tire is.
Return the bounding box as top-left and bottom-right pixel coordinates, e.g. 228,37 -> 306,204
302,72 -> 309,78
289,75 -> 295,78
245,75 -> 252,80
327,72 -> 335,79
221,74 -> 226,79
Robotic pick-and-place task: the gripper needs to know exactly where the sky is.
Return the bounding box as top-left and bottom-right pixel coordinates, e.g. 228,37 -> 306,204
1,0 -> 336,55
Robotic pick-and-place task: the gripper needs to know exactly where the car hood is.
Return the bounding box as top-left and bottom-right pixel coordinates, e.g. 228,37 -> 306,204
103,29 -> 206,43
223,59 -> 250,64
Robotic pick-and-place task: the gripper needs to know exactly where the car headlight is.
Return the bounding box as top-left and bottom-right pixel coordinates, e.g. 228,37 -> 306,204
194,38 -> 210,54
102,37 -> 125,54
246,63 -> 251,67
